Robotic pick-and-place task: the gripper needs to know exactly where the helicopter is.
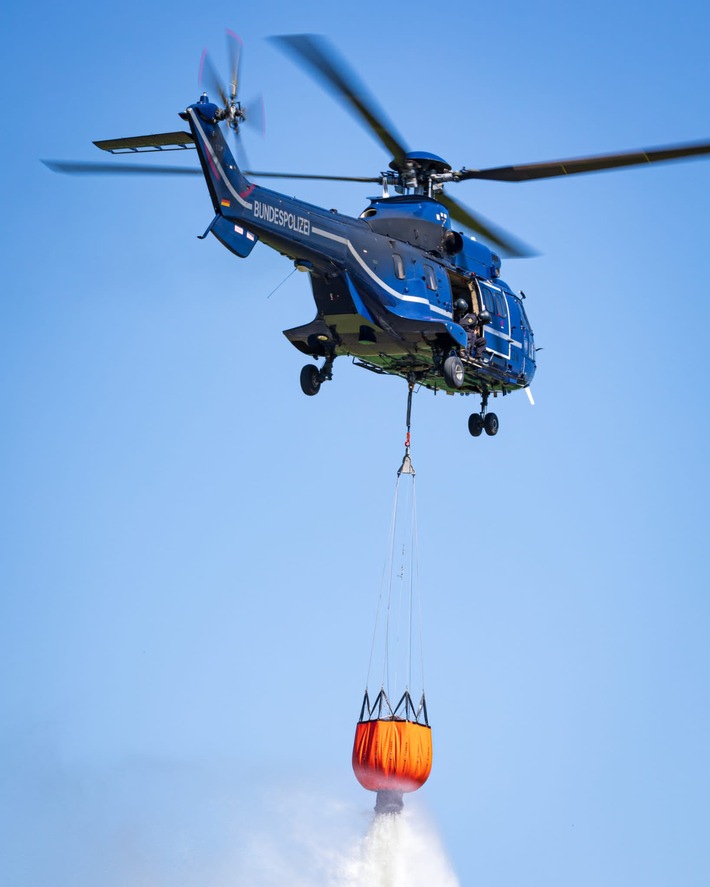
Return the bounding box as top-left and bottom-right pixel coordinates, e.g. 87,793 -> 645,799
44,33 -> 710,437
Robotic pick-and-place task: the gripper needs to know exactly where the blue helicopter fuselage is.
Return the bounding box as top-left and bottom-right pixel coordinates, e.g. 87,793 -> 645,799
185,97 -> 536,397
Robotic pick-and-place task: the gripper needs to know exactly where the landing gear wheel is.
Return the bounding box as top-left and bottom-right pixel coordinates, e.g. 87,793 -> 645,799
300,364 -> 321,396
468,413 -> 484,437
443,355 -> 465,389
484,412 -> 499,436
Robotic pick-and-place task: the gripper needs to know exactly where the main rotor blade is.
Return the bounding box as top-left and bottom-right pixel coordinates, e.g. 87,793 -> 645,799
244,170 -> 378,182
271,33 -> 409,163
437,193 -> 537,259
43,159 -> 377,182
42,160 -> 202,175
460,139 -> 710,182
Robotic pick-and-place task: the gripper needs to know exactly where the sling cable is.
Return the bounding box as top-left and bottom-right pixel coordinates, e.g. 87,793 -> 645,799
352,379 -> 432,815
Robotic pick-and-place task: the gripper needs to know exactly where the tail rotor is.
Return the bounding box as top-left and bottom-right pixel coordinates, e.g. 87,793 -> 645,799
199,30 -> 264,139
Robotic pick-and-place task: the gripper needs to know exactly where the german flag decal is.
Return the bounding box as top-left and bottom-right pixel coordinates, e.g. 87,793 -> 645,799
221,198 -> 231,208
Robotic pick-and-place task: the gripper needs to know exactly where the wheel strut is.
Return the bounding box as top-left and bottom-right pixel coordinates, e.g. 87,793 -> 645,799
320,352 -> 335,382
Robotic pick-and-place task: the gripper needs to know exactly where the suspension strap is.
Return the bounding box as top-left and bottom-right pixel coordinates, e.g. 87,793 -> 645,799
398,378 -> 416,477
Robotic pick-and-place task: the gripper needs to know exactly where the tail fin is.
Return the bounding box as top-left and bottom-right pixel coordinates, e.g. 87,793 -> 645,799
183,98 -> 254,216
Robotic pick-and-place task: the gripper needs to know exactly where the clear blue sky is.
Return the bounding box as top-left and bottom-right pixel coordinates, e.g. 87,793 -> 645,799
2,1 -> 710,884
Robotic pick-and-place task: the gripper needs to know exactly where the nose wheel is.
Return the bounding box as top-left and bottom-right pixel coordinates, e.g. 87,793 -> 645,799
300,363 -> 321,396
468,390 -> 498,437
299,353 -> 335,396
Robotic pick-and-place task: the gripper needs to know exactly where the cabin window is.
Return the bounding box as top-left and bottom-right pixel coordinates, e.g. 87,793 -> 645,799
480,284 -> 491,313
481,284 -> 507,320
424,264 -> 438,291
393,253 -> 405,279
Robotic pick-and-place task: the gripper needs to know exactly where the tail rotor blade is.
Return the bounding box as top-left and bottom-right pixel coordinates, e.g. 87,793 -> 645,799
244,94 -> 265,136
199,48 -> 228,107
226,29 -> 243,101
233,134 -> 252,175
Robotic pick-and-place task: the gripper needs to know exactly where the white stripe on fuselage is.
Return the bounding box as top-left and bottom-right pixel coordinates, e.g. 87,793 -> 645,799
312,226 -> 453,319
486,328 -> 522,347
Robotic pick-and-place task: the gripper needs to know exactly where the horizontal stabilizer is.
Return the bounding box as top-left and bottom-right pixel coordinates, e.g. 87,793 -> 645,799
94,131 -> 195,154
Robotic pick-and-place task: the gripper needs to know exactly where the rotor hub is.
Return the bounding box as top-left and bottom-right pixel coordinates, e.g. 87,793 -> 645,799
389,151 -> 451,175
385,151 -> 452,195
